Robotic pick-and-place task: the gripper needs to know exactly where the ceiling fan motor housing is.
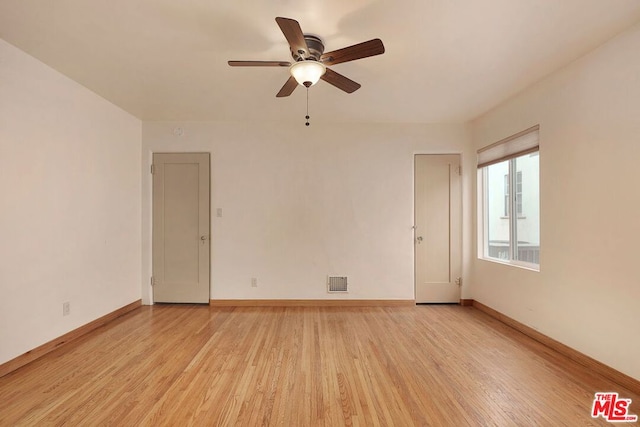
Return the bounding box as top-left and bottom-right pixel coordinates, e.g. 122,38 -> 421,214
292,35 -> 325,62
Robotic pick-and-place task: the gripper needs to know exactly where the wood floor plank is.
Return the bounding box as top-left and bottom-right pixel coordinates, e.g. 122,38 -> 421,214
0,305 -> 637,426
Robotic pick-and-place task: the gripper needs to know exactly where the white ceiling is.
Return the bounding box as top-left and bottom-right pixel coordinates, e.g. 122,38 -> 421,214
2,0 -> 640,124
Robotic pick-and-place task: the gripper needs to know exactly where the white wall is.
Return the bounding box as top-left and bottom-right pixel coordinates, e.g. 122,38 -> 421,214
142,122 -> 473,303
0,40 -> 142,365
471,23 -> 640,380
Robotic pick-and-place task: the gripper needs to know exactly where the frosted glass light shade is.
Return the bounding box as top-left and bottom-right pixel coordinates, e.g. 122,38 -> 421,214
290,61 -> 326,87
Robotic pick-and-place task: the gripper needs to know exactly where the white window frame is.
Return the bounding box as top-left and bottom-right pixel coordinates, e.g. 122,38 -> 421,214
477,125 -> 540,271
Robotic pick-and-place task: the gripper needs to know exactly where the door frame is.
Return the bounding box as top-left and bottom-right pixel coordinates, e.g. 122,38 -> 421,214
413,152 -> 463,304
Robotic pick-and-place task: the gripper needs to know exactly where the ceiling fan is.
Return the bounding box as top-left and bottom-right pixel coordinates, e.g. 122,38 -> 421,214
228,17 -> 385,97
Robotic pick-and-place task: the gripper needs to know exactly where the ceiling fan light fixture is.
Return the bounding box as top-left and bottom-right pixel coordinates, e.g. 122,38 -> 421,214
290,61 -> 326,87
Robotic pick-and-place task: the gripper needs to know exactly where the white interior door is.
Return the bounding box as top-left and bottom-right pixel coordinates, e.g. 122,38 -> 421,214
152,153 -> 210,303
414,154 -> 462,303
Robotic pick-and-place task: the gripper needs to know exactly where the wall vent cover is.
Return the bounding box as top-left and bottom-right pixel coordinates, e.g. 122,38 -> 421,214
327,276 -> 348,293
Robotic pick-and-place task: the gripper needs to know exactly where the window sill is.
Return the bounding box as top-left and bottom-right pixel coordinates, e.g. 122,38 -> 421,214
479,257 -> 539,272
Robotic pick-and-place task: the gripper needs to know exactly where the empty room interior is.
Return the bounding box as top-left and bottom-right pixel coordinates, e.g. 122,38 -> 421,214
1,1 -> 639,425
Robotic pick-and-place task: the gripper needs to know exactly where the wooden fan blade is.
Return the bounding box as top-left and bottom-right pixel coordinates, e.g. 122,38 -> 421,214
276,17 -> 308,57
320,39 -> 385,66
276,76 -> 299,97
321,68 -> 361,93
228,60 -> 291,67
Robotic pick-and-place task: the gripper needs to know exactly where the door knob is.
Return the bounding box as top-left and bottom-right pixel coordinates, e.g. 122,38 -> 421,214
200,235 -> 208,241
416,236 -> 423,243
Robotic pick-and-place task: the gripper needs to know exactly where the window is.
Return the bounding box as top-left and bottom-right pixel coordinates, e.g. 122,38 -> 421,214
516,170 -> 523,216
503,171 -> 523,217
504,174 -> 509,217
478,126 -> 540,268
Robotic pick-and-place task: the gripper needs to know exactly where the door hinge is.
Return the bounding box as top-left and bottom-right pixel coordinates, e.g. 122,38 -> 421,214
457,165 -> 462,176
150,276 -> 155,286
150,164 -> 155,174
455,277 -> 462,286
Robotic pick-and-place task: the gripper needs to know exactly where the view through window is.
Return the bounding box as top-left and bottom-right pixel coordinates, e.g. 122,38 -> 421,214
479,126 -> 540,268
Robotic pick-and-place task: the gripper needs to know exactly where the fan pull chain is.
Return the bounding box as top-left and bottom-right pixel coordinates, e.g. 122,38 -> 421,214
305,87 -> 310,126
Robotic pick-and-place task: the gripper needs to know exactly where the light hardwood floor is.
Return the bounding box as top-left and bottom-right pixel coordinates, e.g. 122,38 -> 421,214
0,305 -> 637,426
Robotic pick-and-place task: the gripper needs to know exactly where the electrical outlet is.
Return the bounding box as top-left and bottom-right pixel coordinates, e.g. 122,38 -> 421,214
63,302 -> 70,316
251,278 -> 258,287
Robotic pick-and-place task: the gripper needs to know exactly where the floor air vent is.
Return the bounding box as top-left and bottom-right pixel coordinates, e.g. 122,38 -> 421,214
327,276 -> 348,293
